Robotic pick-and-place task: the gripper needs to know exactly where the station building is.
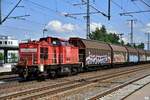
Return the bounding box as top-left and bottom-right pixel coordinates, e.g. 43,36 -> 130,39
0,35 -> 19,66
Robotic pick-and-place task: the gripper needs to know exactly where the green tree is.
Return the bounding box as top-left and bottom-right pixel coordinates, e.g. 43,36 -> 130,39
89,25 -> 145,48
120,40 -> 124,45
136,43 -> 145,49
89,25 -> 121,45
89,25 -> 107,41
126,43 -> 145,49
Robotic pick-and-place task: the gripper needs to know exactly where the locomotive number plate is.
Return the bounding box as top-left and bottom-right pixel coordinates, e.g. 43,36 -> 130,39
20,48 -> 37,52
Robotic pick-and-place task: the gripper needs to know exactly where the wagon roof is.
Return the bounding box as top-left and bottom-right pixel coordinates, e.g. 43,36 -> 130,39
110,44 -> 127,52
125,46 -> 138,53
80,39 -> 111,51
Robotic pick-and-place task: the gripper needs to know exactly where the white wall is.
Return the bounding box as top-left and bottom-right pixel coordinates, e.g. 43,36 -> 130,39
0,39 -> 18,47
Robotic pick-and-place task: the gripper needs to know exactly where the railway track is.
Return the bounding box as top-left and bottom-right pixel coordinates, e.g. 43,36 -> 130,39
88,74 -> 150,100
0,64 -> 150,100
43,65 -> 150,100
0,64 -> 146,94
0,74 -> 18,81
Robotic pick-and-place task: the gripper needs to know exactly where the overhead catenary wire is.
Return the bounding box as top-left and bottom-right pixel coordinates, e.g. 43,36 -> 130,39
131,1 -> 150,25
2,2 -> 48,27
0,0 -> 23,24
25,0 -> 100,29
2,0 -> 149,42
129,0 -> 150,26
28,0 -> 107,38
111,0 -> 146,26
24,0 -> 85,22
111,0 -> 147,45
1,0 -> 89,38
2,0 -> 110,39
65,0 -> 111,39
63,0 -> 84,9
81,0 -> 109,17
111,0 -> 124,11
26,0 -> 86,28
3,1 -> 108,32
24,0 -> 62,16
120,10 -> 150,15
140,0 -> 150,8
62,0 -> 106,28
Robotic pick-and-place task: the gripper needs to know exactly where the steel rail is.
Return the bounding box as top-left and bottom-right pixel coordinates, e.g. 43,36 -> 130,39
88,74 -> 150,100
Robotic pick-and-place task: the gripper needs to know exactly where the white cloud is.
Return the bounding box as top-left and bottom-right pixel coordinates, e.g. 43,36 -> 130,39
107,29 -> 118,34
147,23 -> 150,27
46,20 -> 76,33
142,22 -> 150,33
90,22 -> 102,32
63,23 -> 74,32
122,37 -> 128,44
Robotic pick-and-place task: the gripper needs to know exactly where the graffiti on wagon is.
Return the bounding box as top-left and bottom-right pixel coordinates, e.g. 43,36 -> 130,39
86,54 -> 111,65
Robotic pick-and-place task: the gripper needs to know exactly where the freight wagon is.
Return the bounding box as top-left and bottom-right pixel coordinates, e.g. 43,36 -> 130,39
146,51 -> 150,62
137,49 -> 146,63
110,44 -> 128,66
69,38 -> 112,69
125,46 -> 138,64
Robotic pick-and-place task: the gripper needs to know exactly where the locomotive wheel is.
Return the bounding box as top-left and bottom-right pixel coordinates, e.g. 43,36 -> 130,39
50,70 -> 57,79
22,68 -> 29,80
37,74 -> 45,81
71,68 -> 78,75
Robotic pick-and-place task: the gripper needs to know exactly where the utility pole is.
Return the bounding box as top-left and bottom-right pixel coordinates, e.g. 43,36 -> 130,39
146,32 -> 150,50
108,0 -> 111,20
127,19 -> 136,46
43,28 -> 48,37
86,0 -> 90,39
42,24 -> 48,37
148,33 -> 150,50
130,20 -> 133,46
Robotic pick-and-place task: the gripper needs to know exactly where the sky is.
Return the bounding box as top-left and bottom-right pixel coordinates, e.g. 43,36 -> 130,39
0,0 -> 150,49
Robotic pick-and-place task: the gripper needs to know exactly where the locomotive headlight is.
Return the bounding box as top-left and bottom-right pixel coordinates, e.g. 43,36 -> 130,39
38,64 -> 44,72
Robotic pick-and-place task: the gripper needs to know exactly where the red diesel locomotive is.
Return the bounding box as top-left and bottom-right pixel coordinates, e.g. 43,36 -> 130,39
16,37 -> 81,79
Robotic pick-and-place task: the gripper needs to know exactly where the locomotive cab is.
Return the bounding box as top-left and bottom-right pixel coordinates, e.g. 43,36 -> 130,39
19,43 -> 39,66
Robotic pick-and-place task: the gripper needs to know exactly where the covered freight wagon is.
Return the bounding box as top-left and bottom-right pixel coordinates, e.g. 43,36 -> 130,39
69,38 -> 112,68
110,44 -> 128,65
125,46 -> 138,64
137,49 -> 146,63
146,50 -> 150,62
